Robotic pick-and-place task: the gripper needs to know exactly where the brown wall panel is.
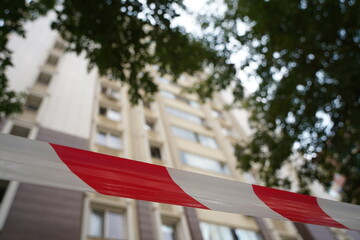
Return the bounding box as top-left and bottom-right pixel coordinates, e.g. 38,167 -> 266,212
184,207 -> 204,240
137,200 -> 155,240
255,218 -> 274,240
1,184 -> 83,240
295,223 -> 336,240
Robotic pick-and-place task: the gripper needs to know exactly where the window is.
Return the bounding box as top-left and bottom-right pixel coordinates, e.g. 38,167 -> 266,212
96,131 -> 122,149
150,145 -> 162,160
101,85 -> 121,100
36,72 -> 52,85
157,77 -> 170,84
280,236 -> 298,240
221,127 -> 235,137
160,90 -> 199,108
143,101 -> 151,109
165,106 -> 203,125
171,126 -> 218,148
54,40 -> 65,51
160,90 -> 176,99
212,110 -> 224,119
161,223 -> 177,240
179,151 -> 230,175
0,180 -> 9,204
99,106 -> 121,121
189,100 -> 200,108
144,119 -> 156,131
197,135 -> 218,148
25,95 -> 42,111
46,54 -> 59,66
89,208 -> 126,240
9,125 -> 31,137
176,96 -> 199,108
200,222 -> 262,240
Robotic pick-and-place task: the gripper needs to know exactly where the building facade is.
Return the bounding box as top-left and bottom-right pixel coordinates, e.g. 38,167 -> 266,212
0,16 -> 359,240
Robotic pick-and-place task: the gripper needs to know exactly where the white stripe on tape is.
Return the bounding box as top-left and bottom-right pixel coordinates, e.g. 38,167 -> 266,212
167,168 -> 289,221
0,134 -> 93,192
317,198 -> 360,230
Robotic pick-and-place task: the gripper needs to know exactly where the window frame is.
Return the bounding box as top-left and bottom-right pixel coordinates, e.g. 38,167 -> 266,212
9,125 -> 31,138
161,216 -> 180,240
99,105 -> 122,121
160,90 -> 199,108
171,126 -> 218,149
101,84 -> 121,101
179,151 -> 230,175
200,222 -> 262,240
25,94 -> 43,112
165,106 -> 203,125
88,206 -> 127,240
144,118 -> 156,131
46,54 -> 59,66
36,72 -> 52,86
95,130 -> 122,150
150,145 -> 162,160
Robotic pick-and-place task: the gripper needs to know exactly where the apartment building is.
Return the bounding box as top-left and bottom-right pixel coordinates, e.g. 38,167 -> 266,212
0,15 -> 359,240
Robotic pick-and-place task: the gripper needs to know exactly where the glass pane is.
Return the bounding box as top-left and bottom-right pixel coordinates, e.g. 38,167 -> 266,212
234,229 -> 262,240
200,222 -> 223,240
180,152 -> 230,175
37,72 -> 51,85
158,77 -> 170,84
111,90 -> 121,100
145,120 -> 155,131
10,125 -> 30,137
109,134 -> 122,149
0,180 -> 10,203
218,225 -> 233,240
89,210 -> 104,237
107,109 -> 121,121
221,127 -> 231,136
171,126 -> 197,142
96,131 -> 107,146
166,107 -> 202,124
99,106 -> 107,116
198,135 -> 218,148
161,224 -> 177,240
200,222 -> 211,240
107,211 -> 125,239
160,90 -> 176,99
150,146 -> 162,159
190,101 -> 200,108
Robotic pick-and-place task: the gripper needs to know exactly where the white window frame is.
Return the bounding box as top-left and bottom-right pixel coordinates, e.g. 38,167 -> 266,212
101,85 -> 121,101
81,196 -> 137,240
200,222 -> 262,240
160,90 -> 176,99
179,151 -> 230,175
144,118 -> 156,131
96,130 -> 122,150
161,218 -> 179,240
88,207 -> 127,240
171,126 -> 218,148
99,105 -> 122,121
165,106 -> 203,125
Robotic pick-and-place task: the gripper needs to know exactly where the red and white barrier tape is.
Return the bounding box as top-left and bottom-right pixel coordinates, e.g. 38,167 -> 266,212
0,133 -> 359,230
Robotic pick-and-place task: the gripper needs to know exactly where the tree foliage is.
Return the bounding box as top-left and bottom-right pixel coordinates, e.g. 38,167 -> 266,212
204,0 -> 360,203
0,0 -> 235,114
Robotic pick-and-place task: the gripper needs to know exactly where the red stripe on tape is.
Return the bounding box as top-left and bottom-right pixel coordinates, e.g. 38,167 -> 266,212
253,185 -> 347,228
50,143 -> 208,209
